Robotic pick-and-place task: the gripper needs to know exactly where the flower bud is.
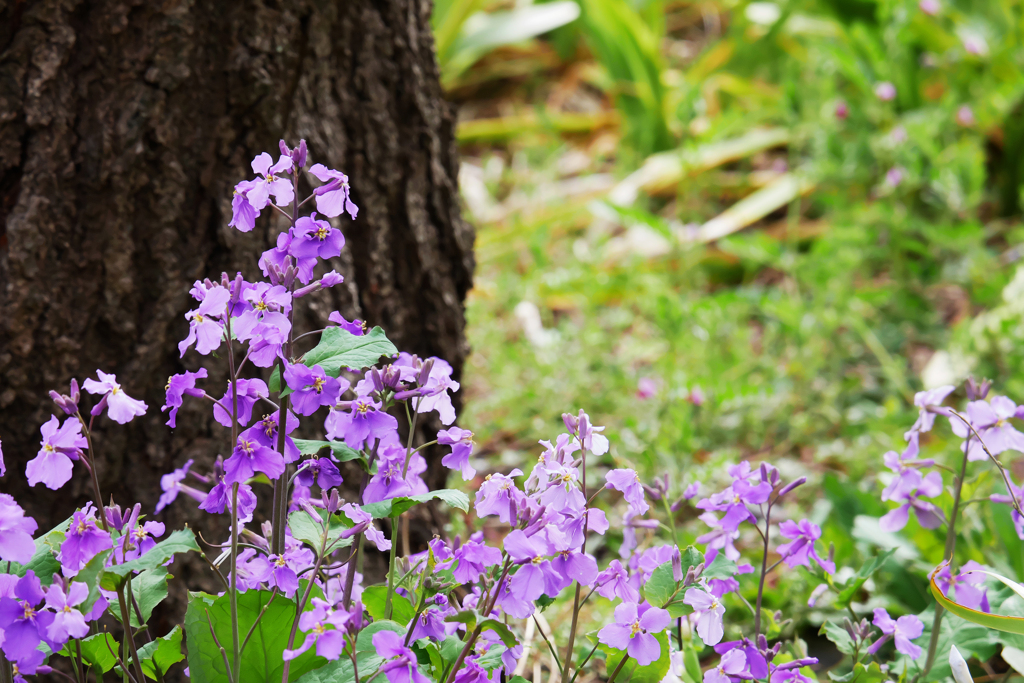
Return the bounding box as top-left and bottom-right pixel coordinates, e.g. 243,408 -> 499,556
562,412 -> 579,434
949,646 -> 972,683
393,388 -> 425,401
371,368 -> 385,393
382,366 -> 402,390
758,634 -> 768,652
418,358 -> 435,386
777,477 -> 807,498
293,282 -> 319,299
671,546 -> 683,582
966,376 -> 991,401
280,140 -> 291,157
295,140 -> 308,169
760,463 -> 770,483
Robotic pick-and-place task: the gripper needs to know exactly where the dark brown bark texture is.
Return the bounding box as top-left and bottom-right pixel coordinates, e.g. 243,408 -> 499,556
0,0 -> 472,635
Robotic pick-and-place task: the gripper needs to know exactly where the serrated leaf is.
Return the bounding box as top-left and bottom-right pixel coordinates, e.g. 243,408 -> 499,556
107,567 -> 169,628
287,510 -> 354,555
270,327 -> 398,392
702,553 -> 737,580
135,625 -> 185,680
184,589 -> 325,683
361,489 -> 471,519
363,585 -> 416,624
102,529 -> 199,590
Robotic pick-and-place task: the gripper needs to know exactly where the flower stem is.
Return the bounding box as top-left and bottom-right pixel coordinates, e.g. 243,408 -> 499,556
754,500 -> 773,636
117,583 -> 147,683
561,437 -> 590,683
922,437 -> 971,679
282,520 -> 331,683
607,655 -> 630,683
384,516 -> 400,619
0,652 -> 14,683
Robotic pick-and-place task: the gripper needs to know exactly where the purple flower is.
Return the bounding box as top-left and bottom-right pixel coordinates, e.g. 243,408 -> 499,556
249,153 -> 294,209
561,507 -> 608,549
0,572 -> 54,660
540,464 -> 586,515
283,598 -> 348,661
906,385 -> 954,439
26,415 -> 87,490
44,581 -> 89,641
697,472 -> 772,532
212,378 -> 270,428
935,561 -> 989,613
83,370 -> 148,424
875,82 -> 896,101
881,433 -> 935,501
0,495 -> 37,564
291,213 -> 345,261
199,478 -> 257,522
296,455 -> 343,491
285,363 -> 344,416
251,549 -> 308,597
329,312 -> 365,336
494,575 -> 533,619
868,609 -> 924,658
777,519 -> 835,574
550,534 -> 598,586
474,470 -> 525,525
505,530 -> 565,601
597,602 -> 671,666
394,354 -> 460,425
235,283 -> 291,343
451,540 -> 502,584
119,520 -> 165,563
595,559 -> 640,603
163,368 -> 208,428
684,587 -> 725,646
438,427 -> 476,480
229,179 -> 260,232
224,433 -> 286,484
178,285 -> 230,357
325,397 -> 399,450
409,606 -> 450,642
705,649 -> 747,683
340,503 -> 391,551
374,630 -> 430,683
951,397 -> 1024,461
606,469 -> 649,516
879,469 -> 944,532
309,164 -> 358,220
59,504 -> 113,574
156,459 -> 206,513
363,447 -> 414,504
252,410 -> 302,463
452,660 -> 491,683
713,640 -> 768,680
320,271 -> 344,288
10,650 -> 47,682
992,478 -> 1024,539
637,377 -> 658,399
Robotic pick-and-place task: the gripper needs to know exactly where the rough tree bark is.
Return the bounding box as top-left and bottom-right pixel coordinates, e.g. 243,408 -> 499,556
0,0 -> 472,631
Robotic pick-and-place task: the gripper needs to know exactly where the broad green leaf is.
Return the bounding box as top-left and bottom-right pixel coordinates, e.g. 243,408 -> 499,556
288,510 -> 353,555
362,489 -> 471,519
292,439 -> 365,464
444,610 -> 479,633
827,661 -> 886,683
475,643 -> 506,672
135,625 -> 185,680
439,634 -> 465,663
363,585 -> 416,624
65,632 -> 119,674
682,643 -> 702,683
355,620 -> 406,652
820,622 -> 856,656
76,549 -> 112,614
604,631 -> 671,683
642,562 -> 679,608
295,652 -> 386,683
270,327 -> 398,392
909,602 -> 1001,681
107,567 -> 169,628
479,618 -> 518,647
184,590 -> 325,683
1002,646 -> 1024,676
834,548 -> 897,605
702,553 -> 737,580
12,516 -> 71,583
102,529 -> 199,590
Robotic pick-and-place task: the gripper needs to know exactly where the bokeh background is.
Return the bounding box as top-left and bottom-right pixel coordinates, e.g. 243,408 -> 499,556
440,0 -> 1024,658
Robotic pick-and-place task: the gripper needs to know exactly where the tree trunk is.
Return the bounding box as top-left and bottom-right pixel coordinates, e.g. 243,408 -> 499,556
0,0 -> 472,627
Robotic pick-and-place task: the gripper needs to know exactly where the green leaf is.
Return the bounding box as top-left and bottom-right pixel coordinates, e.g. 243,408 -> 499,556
820,622 -> 856,656
682,643 -> 702,683
604,631 -> 671,683
76,549 -> 113,614
444,610 -> 479,634
362,489 -> 471,519
479,618 -> 518,647
136,625 -> 185,680
834,548 -> 897,605
362,585 -> 416,624
102,529 -> 199,590
439,635 -> 466,663
295,652 -> 386,683
288,510 -> 354,555
12,517 -> 71,583
108,567 -> 170,628
292,439 -> 365,464
67,632 -> 120,674
929,571 -> 1024,635
643,562 -> 680,608
702,553 -> 737,580
270,326 -> 398,392
356,620 -> 406,652
909,604 -> 1000,681
184,590 -> 325,683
